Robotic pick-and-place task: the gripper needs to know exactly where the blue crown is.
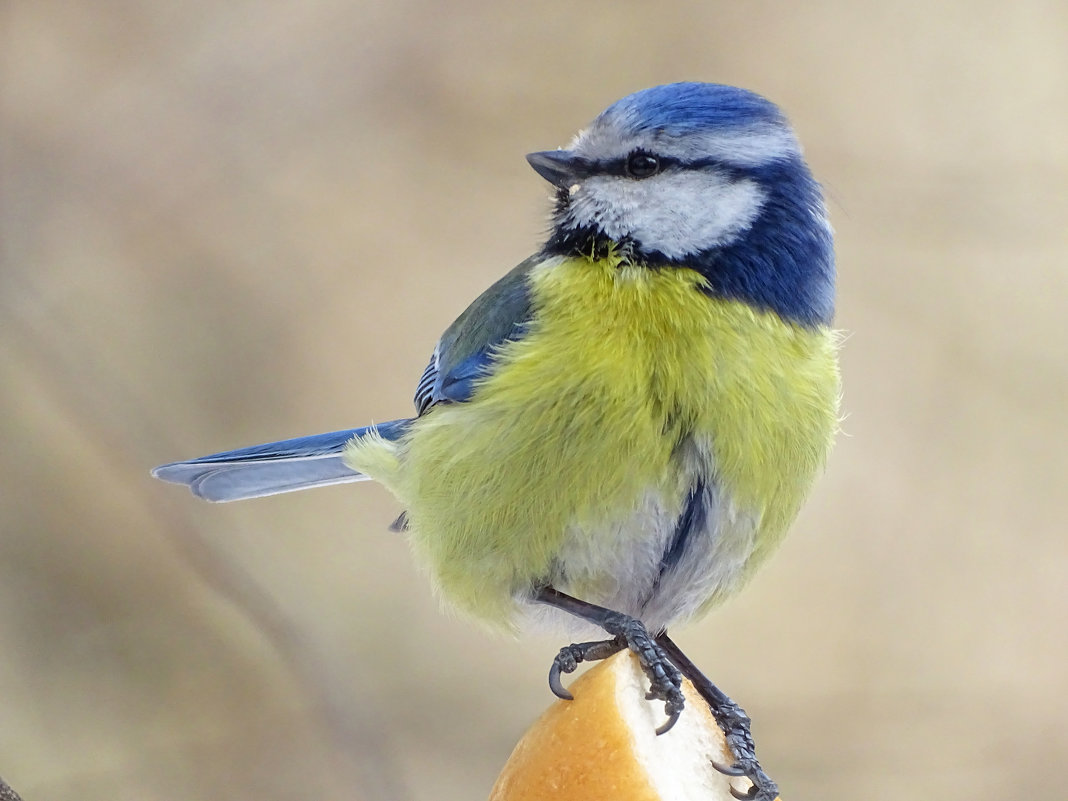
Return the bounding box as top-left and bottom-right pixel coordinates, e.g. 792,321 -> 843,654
600,82 -> 786,136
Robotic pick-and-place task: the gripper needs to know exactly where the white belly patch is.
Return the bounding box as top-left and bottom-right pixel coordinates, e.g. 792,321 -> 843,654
519,439 -> 759,636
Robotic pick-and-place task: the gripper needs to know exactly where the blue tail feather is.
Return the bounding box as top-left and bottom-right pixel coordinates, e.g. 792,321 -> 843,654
152,420 -> 409,503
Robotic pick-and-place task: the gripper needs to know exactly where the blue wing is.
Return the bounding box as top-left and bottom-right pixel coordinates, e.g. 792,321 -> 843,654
155,257 -> 536,502
152,421 -> 409,502
413,256 -> 535,414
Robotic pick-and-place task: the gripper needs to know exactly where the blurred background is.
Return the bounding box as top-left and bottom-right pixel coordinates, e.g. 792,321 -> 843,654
2,1 -> 1066,799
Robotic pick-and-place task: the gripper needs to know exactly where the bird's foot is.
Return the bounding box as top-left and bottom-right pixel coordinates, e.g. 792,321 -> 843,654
533,588 -> 684,732
654,633 -> 778,800
547,612 -> 685,735
709,700 -> 778,800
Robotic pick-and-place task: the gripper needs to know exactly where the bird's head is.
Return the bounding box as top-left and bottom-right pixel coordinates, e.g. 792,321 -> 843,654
527,82 -> 835,325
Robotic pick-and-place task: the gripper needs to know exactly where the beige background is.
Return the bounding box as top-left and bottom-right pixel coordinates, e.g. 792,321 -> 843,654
2,2 -> 1066,799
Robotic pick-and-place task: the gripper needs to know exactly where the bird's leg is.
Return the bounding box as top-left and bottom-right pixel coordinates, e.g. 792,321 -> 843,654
655,632 -> 779,801
533,586 -> 685,735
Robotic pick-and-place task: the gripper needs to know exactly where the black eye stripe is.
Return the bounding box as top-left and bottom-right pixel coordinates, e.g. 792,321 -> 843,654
604,154 -> 678,177
576,154 -> 740,179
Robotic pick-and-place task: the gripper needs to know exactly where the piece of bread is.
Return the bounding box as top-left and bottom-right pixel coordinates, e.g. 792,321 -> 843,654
488,650 -> 775,801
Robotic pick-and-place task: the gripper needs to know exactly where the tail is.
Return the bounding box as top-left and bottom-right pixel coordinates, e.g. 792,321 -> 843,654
152,419 -> 410,502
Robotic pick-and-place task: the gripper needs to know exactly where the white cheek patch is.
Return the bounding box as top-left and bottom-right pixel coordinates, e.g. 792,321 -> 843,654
565,171 -> 767,259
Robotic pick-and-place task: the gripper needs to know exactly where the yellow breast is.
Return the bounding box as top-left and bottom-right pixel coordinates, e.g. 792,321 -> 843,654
346,254 -> 839,626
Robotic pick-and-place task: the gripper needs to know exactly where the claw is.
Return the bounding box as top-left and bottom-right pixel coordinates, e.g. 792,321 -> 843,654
729,783 -> 758,800
710,759 -> 748,777
654,705 -> 682,736
547,660 -> 574,701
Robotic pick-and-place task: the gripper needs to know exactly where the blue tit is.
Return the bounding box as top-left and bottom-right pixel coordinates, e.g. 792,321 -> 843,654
155,83 -> 838,786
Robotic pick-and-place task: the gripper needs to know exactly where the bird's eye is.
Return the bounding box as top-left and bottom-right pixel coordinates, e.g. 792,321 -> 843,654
625,152 -> 660,179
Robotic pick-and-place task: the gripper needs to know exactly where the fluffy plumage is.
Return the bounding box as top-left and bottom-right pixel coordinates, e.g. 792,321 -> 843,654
154,82 -> 839,637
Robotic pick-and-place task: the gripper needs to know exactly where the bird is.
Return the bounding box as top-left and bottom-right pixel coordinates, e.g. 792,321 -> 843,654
154,82 -> 838,798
